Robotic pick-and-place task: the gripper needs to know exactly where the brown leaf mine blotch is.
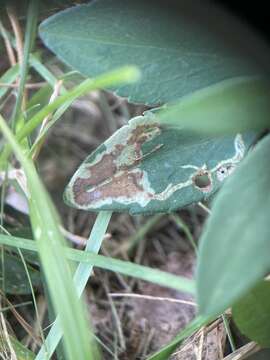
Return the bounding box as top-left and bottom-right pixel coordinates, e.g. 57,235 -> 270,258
69,118 -> 161,209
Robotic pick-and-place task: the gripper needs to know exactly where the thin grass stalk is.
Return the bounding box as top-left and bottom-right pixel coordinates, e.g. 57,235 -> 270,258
35,211 -> 112,359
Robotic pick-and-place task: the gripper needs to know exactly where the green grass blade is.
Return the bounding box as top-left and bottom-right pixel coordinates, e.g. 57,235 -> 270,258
0,229 -> 196,358
127,214 -> 163,253
0,65 -> 20,100
35,211 -> 112,360
1,228 -> 196,359
17,247 -> 46,347
69,249 -> 195,293
0,233 -> 196,294
0,66 -> 140,167
29,98 -> 72,157
29,54 -> 59,87
0,114 -> 97,360
8,336 -> 35,360
19,66 -> 140,140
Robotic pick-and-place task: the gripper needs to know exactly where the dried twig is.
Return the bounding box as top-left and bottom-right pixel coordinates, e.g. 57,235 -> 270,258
6,5 -> 27,109
223,341 -> 260,360
0,82 -> 46,89
6,6 -> 23,66
0,21 -> 16,66
0,292 -> 41,346
109,293 -> 196,306
0,312 -> 17,360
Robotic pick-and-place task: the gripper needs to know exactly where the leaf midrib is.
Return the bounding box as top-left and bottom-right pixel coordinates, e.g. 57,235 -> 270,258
41,30 -> 227,60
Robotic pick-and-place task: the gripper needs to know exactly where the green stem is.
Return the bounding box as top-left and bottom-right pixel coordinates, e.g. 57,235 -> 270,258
127,214 -> 164,254
170,214 -> 198,254
222,313 -> 236,352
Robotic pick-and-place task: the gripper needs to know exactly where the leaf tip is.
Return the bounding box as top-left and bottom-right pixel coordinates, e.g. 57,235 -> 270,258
120,66 -> 141,84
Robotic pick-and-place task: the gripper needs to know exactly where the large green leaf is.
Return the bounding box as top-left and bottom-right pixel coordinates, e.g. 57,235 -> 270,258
64,111 -> 256,214
158,76 -> 270,134
232,280 -> 270,348
197,134 -> 270,317
39,0 -> 258,105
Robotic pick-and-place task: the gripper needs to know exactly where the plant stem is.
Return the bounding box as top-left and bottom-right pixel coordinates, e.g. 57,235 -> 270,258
222,313 -> 236,352
170,213 -> 197,254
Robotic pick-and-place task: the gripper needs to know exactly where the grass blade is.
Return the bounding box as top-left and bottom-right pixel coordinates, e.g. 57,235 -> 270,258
0,233 -> 196,295
0,66 -> 140,167
29,54 -> 59,87
19,66 -> 140,140
0,64 -> 19,100
35,211 -> 112,360
0,114 -> 97,360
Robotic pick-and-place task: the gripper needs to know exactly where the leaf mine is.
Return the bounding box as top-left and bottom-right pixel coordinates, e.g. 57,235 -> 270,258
64,113 -> 256,214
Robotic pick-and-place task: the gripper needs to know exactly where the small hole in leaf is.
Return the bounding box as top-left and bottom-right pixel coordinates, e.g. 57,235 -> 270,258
216,164 -> 235,181
193,173 -> 211,188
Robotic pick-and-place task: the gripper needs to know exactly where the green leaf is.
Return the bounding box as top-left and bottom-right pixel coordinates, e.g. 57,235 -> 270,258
0,252 -> 40,295
158,76 -> 270,134
197,134 -> 270,317
247,349 -> 270,359
39,0 -> 257,105
232,280 -> 270,348
64,111 -> 256,214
